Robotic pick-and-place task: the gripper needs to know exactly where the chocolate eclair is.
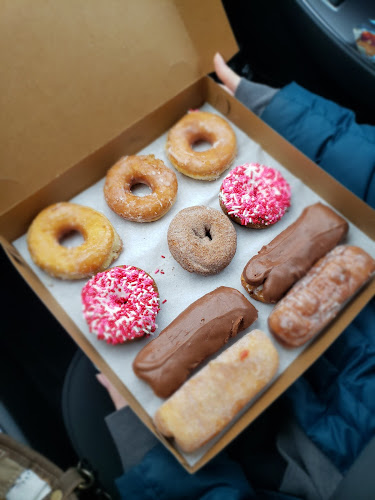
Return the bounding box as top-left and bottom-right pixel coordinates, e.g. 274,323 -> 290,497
132,286 -> 258,398
241,203 -> 349,303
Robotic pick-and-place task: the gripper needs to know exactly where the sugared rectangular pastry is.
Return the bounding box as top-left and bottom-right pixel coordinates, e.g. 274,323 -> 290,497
154,329 -> 279,453
268,245 -> 375,347
241,202 -> 349,303
133,286 -> 258,398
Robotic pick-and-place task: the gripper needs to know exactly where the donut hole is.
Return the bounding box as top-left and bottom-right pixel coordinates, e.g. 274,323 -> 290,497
193,225 -> 213,241
58,229 -> 85,248
205,227 -> 213,240
190,130 -> 216,152
191,139 -> 212,152
112,295 -> 128,306
130,182 -> 152,197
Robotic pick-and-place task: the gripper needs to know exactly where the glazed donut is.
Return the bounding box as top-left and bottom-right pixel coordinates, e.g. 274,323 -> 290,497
166,111 -> 237,180
27,202 -> 122,280
167,206 -> 237,275
219,163 -> 291,228
81,265 -> 160,344
104,154 -> 178,222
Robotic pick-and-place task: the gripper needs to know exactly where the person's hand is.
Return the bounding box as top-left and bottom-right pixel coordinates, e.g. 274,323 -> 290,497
96,372 -> 128,411
213,52 -> 241,96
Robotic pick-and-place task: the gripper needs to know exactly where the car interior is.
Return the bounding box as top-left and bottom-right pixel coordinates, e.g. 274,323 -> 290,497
1,1 -> 374,498
223,0 -> 375,125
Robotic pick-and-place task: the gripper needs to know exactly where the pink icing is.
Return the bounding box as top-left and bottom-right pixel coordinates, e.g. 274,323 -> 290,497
81,266 -> 160,344
219,163 -> 291,226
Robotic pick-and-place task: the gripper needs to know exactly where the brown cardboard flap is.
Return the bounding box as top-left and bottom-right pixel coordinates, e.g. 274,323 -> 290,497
0,79 -> 207,241
0,0 -> 237,216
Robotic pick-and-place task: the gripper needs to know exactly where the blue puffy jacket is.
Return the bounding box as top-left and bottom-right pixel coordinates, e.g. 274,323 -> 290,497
261,82 -> 375,207
116,82 -> 375,499
262,82 -> 375,473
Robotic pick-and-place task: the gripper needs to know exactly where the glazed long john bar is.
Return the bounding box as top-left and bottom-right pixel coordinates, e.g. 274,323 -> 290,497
154,329 -> 279,453
268,245 -> 375,347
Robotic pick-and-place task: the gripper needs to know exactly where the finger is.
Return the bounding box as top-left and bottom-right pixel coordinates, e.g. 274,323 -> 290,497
218,83 -> 233,95
213,52 -> 240,95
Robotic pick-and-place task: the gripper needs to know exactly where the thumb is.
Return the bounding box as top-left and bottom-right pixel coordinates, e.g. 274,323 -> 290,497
213,53 -> 240,95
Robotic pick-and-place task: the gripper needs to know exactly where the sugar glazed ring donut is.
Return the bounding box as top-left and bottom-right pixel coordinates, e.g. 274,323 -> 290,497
104,154 -> 178,222
167,206 -> 237,275
27,202 -> 122,280
81,266 -> 160,344
166,111 -> 237,180
219,163 -> 291,228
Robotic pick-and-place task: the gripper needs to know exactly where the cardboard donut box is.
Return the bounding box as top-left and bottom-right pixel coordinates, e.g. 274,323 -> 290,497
1,1 -> 375,473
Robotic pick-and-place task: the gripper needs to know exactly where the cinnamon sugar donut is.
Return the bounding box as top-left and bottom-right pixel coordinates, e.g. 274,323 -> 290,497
104,154 -> 178,222
219,163 -> 291,228
167,206 -> 237,275
81,265 -> 160,344
27,202 -> 122,280
166,111 -> 237,180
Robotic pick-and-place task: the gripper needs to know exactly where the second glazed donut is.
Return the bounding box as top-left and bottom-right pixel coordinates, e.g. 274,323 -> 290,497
167,206 -> 237,275
166,111 -> 237,180
104,154 -> 178,222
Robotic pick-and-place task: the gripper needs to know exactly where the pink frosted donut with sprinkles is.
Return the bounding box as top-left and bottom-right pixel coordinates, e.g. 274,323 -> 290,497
81,266 -> 160,344
219,163 -> 291,228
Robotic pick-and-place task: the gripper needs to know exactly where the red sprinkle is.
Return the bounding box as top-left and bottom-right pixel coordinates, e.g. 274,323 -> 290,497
162,299 -> 167,304
239,349 -> 249,361
219,163 -> 291,227
81,266 -> 160,344
161,255 -> 165,259
160,270 -> 165,274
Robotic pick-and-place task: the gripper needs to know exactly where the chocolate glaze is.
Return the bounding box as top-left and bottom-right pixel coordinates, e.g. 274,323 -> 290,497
132,286 -> 258,398
242,203 -> 349,303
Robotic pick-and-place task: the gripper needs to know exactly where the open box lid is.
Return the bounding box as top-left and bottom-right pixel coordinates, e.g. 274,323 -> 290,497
0,0 -> 237,221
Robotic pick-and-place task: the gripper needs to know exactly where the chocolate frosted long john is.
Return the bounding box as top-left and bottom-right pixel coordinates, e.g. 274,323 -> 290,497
132,286 -> 258,398
241,203 -> 349,303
